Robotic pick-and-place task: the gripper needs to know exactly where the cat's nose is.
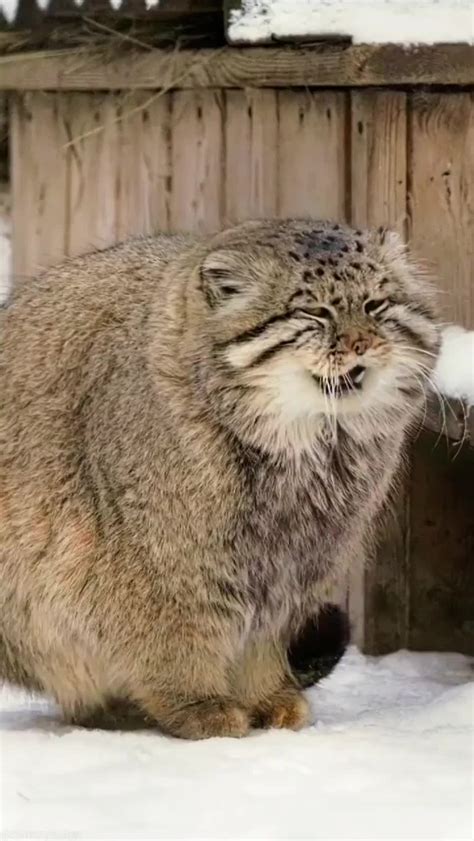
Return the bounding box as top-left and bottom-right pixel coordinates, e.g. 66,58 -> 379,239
341,330 -> 371,355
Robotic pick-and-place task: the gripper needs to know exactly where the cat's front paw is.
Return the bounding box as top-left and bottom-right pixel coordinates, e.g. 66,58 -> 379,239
165,699 -> 251,740
253,690 -> 310,731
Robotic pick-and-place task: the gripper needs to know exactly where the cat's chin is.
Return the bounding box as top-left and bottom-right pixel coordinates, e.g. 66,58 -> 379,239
238,361 -> 414,447
309,365 -> 383,414
311,364 -> 367,395
310,361 -> 418,418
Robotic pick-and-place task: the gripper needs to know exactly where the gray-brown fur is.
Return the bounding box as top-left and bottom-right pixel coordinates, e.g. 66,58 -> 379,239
0,220 -> 440,738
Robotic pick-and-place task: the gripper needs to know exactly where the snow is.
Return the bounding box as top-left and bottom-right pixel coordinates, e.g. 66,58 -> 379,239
0,0 -> 16,22
434,326 -> 474,405
0,0 -> 160,22
2,647 -> 472,839
0,0 -> 82,22
228,0 -> 474,45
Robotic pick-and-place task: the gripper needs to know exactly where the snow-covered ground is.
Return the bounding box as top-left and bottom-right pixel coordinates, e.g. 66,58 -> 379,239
2,647 -> 472,840
227,0 -> 474,45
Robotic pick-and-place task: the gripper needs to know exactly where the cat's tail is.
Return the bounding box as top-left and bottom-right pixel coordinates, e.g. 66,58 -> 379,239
288,603 -> 351,689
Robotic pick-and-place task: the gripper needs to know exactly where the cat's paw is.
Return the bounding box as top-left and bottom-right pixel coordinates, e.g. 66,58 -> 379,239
253,690 -> 310,731
165,699 -> 251,740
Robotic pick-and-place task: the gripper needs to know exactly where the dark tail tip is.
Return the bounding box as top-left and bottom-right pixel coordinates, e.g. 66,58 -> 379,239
288,603 -> 351,689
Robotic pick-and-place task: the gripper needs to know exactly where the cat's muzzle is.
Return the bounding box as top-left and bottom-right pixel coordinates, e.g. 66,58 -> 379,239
312,364 -> 366,396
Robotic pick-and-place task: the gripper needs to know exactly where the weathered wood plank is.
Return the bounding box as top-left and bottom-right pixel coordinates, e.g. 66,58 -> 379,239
116,92 -> 172,238
408,92 -> 474,328
170,89 -> 224,233
277,90 -> 347,219
364,483 -> 411,655
64,93 -> 120,259
224,89 -> 278,223
1,44 -> 473,91
408,430 -> 474,655
351,90 -> 407,235
10,92 -> 69,280
349,90 -> 409,653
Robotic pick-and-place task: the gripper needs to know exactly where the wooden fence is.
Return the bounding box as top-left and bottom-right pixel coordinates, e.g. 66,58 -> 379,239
12,88 -> 473,328
7,82 -> 474,654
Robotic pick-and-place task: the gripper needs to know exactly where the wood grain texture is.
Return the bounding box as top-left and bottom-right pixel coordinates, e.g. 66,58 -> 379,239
349,90 -> 409,652
7,87 -> 473,657
408,92 -> 474,328
224,89 -> 278,223
364,486 -> 411,655
64,93 -> 121,259
277,90 -> 347,220
67,92 -> 171,247
11,92 -> 69,281
116,92 -> 172,239
1,45 -> 473,91
170,89 -> 224,233
351,91 -> 407,235
408,431 -> 474,655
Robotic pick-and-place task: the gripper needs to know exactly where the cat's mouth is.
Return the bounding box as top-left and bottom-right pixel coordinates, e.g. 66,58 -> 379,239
312,364 -> 366,396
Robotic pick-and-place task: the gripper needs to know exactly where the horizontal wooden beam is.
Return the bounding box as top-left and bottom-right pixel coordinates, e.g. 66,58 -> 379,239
1,44 -> 473,90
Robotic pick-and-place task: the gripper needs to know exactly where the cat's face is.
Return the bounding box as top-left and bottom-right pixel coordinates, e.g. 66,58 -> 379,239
195,220 -> 440,442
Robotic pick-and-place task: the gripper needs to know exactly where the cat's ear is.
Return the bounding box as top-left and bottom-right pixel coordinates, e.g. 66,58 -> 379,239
199,250 -> 251,309
372,226 -> 407,260
368,226 -> 413,275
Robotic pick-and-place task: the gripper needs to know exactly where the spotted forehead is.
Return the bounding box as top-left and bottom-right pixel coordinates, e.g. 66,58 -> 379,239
288,224 -> 368,262
255,224 -> 389,291
291,226 -> 355,257
278,229 -> 392,305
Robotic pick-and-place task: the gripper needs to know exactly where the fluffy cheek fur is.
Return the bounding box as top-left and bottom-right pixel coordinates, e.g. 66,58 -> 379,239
236,343 -> 426,430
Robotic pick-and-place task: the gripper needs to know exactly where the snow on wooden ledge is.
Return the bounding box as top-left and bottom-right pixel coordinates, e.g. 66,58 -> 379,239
227,0 -> 474,46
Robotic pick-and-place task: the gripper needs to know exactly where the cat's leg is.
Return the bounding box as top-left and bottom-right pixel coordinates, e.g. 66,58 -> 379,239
234,638 -> 311,731
123,621 -> 251,740
68,698 -> 153,730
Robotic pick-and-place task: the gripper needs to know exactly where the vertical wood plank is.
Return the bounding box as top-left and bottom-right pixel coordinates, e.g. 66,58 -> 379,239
224,89 -> 278,223
117,92 -> 172,239
64,93 -> 120,259
349,91 -> 409,653
364,490 -> 411,654
11,92 -> 68,280
408,92 -> 474,328
351,90 -> 407,235
409,432 -> 474,655
170,90 -> 224,234
277,90 -> 347,220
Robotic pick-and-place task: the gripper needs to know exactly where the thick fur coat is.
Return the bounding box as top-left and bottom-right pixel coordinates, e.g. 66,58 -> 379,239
0,220 -> 439,738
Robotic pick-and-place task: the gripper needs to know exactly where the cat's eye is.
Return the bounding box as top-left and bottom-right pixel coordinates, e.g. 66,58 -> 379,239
364,298 -> 390,316
315,306 -> 334,320
297,305 -> 334,322
219,284 -> 241,297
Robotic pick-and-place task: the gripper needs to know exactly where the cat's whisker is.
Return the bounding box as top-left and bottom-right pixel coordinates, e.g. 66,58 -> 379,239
412,367 -> 452,448
388,350 -> 453,448
393,344 -> 439,359
407,373 -> 431,440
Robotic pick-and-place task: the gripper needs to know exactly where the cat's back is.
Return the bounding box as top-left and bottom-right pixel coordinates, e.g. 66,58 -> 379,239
3,234 -> 189,341
1,233 -> 192,392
